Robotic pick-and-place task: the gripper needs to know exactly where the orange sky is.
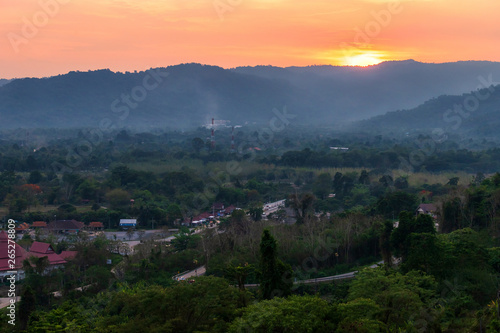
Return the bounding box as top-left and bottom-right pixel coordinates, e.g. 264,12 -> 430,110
1,0 -> 499,78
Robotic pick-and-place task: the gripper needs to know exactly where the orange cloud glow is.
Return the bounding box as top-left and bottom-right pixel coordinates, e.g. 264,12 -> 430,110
1,0 -> 499,78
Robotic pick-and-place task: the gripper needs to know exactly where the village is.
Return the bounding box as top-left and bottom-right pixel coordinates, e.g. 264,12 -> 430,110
0,199 -> 290,286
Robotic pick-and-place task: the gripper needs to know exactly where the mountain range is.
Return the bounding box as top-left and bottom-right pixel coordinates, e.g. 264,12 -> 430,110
353,83 -> 500,139
1,60 -> 500,130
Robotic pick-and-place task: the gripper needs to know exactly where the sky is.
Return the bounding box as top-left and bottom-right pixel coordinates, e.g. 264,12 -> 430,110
1,0 -> 499,78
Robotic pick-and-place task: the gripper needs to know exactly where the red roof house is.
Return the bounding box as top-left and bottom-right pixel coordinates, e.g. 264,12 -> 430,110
193,212 -> 211,221
0,231 -> 29,272
89,221 -> 104,230
15,222 -> 30,233
212,202 -> 225,211
28,241 -> 67,265
224,205 -> 237,215
48,220 -> 84,233
32,221 -> 47,228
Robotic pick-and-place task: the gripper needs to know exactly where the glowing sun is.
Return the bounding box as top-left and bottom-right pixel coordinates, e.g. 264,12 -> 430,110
345,53 -> 384,67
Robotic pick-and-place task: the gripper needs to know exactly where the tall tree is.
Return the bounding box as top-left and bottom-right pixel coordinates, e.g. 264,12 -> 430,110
259,230 -> 293,299
18,286 -> 36,330
313,172 -> 332,199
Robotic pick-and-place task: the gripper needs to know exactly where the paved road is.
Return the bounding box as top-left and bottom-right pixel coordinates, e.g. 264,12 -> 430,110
244,261 -> 386,288
0,297 -> 20,309
174,265 -> 207,281
171,262 -> 375,287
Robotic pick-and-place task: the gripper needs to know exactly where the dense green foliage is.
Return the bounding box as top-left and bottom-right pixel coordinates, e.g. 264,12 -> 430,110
1,125 -> 500,332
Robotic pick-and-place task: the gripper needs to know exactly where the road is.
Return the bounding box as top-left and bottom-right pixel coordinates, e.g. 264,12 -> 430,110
173,265 -> 207,281
244,261 -> 385,288
0,297 -> 20,309
170,261 -> 383,286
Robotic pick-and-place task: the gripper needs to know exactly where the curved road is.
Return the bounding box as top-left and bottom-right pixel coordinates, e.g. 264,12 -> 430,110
174,261 -> 390,286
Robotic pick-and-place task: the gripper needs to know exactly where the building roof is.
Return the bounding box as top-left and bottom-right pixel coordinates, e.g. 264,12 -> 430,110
48,220 -> 84,231
30,241 -> 54,254
32,221 -> 47,227
28,241 -> 67,265
28,252 -> 67,265
212,202 -> 225,210
193,212 -> 211,221
0,231 -> 30,271
417,203 -> 437,214
225,205 -> 237,213
15,223 -> 30,231
119,219 -> 137,225
89,221 -> 104,228
59,251 -> 78,260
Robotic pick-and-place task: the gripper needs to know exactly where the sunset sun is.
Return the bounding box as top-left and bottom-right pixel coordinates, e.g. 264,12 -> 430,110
344,53 -> 384,67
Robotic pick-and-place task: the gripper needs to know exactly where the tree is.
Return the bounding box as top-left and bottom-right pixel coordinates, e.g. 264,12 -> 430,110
192,137 -> 205,153
94,276 -> 243,332
171,231 -> 192,251
376,192 -> 418,218
28,170 -> 44,184
229,295 -> 337,332
394,176 -> 409,189
473,172 -> 486,186
22,256 -> 50,306
24,256 -> 50,276
258,229 -> 293,299
347,269 -> 438,331
166,203 -> 183,224
391,212 -> 436,261
76,178 -> 100,201
441,197 -> 465,232
225,263 -> 254,291
379,174 -> 394,188
359,170 -> 370,185
18,286 -> 36,330
447,177 -> 459,186
224,209 -> 249,235
288,192 -> 315,224
62,173 -> 82,201
105,188 -> 131,210
379,220 -> 394,268
248,204 -> 263,222
333,172 -> 343,194
313,172 -> 332,199
26,302 -> 95,332
402,232 -> 446,278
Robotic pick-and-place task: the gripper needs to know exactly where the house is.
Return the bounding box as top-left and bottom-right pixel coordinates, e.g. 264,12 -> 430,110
119,219 -> 137,229
29,242 -> 67,265
416,203 -> 437,217
32,221 -> 47,228
212,202 -> 225,211
263,199 -> 286,215
0,231 -> 29,281
15,222 -> 30,233
223,205 -> 237,215
48,220 -> 84,234
88,221 -> 104,231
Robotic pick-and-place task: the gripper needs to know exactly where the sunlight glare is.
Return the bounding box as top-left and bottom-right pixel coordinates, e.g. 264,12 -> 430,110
345,53 -> 384,67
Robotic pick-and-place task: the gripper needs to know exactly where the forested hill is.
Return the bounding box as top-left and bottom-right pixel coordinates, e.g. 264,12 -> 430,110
1,61 -> 500,129
353,83 -> 500,139
232,60 -> 500,121
0,79 -> 11,87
